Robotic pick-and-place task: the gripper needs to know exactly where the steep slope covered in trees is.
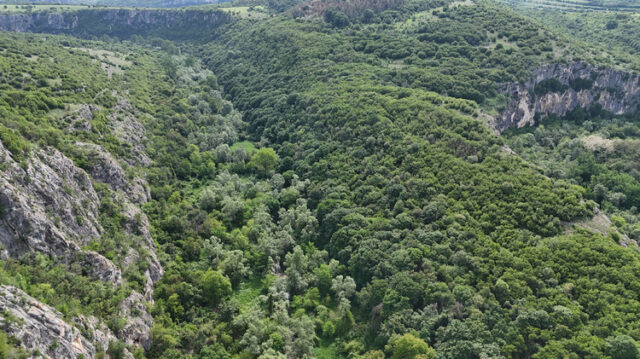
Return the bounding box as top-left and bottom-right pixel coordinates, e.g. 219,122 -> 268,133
1,0 -> 640,358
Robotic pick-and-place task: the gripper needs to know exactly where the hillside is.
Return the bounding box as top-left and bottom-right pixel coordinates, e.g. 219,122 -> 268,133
0,0 -> 640,358
500,0 -> 640,12
3,0 -> 225,8
502,0 -> 640,71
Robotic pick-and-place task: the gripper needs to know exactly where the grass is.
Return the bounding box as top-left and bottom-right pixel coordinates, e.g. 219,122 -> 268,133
46,78 -> 62,87
395,0 -> 474,31
479,93 -> 508,116
47,103 -> 83,121
67,47 -> 132,78
230,278 -> 263,312
501,0 -> 640,12
217,5 -> 268,19
230,140 -> 257,154
312,339 -> 339,359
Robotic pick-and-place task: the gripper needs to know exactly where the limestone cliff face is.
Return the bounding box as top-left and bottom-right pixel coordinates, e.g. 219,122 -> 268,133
0,12 -> 77,32
0,96 -> 163,355
67,99 -> 162,350
497,62 -> 640,132
0,285 -> 134,359
0,141 -> 122,284
0,9 -> 230,39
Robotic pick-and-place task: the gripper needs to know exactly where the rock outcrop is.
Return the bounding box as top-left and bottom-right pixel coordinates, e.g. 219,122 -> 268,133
0,285 -> 137,359
75,142 -> 149,203
108,97 -> 152,168
71,95 -> 162,347
73,315 -> 134,358
0,141 -> 122,284
67,104 -> 100,133
0,96 -> 162,351
0,285 -> 97,359
119,292 -> 154,350
0,12 -> 77,33
497,62 -> 640,132
74,141 -> 162,295
73,96 -> 162,287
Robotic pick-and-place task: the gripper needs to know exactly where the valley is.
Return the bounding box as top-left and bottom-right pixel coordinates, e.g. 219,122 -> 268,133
0,0 -> 639,358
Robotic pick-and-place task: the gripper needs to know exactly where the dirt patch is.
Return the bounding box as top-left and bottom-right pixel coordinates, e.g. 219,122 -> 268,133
567,211 -> 612,235
68,47 -> 132,78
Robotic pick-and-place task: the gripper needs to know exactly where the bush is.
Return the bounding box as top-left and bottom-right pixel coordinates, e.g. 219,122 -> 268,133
569,77 -> 593,92
200,269 -> 232,306
324,8 -> 350,28
534,78 -> 567,95
0,125 -> 27,158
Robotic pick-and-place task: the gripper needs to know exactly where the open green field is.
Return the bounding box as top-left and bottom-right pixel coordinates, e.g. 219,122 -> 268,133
215,5 -> 267,18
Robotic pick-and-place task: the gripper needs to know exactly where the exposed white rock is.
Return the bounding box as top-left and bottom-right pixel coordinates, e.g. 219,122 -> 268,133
109,97 -> 152,167
67,104 -> 101,133
498,62 -> 640,132
73,141 -> 162,294
0,9 -> 230,37
0,140 -> 122,284
75,142 -> 149,203
119,291 -> 153,350
0,285 -> 95,359
73,315 -> 134,359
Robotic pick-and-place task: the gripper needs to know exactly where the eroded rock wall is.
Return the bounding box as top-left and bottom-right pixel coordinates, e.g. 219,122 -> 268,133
0,95 -> 163,355
0,285 -> 135,359
497,62 -> 640,131
0,141 -> 122,284
0,8 -> 230,40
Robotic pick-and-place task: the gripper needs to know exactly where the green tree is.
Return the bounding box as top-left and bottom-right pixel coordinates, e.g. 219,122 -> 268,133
199,188 -> 218,212
607,335 -> 640,359
313,264 -> 333,296
0,331 -> 9,359
387,333 -> 436,359
201,269 -> 232,306
284,246 -> 309,293
250,148 -> 278,176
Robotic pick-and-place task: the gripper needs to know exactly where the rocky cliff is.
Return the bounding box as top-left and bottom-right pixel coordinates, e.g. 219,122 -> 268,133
0,95 -> 163,356
497,62 -> 640,132
0,285 -> 134,359
0,140 -> 122,283
0,8 -> 230,40
65,98 -> 162,349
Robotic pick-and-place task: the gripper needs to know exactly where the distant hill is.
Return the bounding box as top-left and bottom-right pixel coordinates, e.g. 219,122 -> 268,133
3,0 -> 228,8
500,0 -> 640,11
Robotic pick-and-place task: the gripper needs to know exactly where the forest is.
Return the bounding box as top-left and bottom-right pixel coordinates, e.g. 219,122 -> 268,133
0,0 -> 639,358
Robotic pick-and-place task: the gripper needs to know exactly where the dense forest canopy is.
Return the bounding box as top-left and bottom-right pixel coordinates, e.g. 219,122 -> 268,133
0,0 -> 640,358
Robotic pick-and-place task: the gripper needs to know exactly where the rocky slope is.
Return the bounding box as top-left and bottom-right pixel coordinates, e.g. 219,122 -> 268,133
0,285 -> 133,359
0,8 -> 230,40
0,95 -> 163,355
497,62 -> 640,131
0,141 -> 122,283
68,99 -> 163,349
42,0 -> 220,7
